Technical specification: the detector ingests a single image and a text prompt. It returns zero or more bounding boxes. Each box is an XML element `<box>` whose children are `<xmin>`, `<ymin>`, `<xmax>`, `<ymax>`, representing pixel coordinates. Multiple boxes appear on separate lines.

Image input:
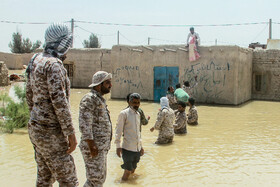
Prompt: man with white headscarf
<box><xmin>26</xmin><ymin>23</ymin><xmax>78</xmax><ymax>186</ymax></box>
<box><xmin>150</xmin><ymin>97</ymin><xmax>175</xmax><ymax>144</ymax></box>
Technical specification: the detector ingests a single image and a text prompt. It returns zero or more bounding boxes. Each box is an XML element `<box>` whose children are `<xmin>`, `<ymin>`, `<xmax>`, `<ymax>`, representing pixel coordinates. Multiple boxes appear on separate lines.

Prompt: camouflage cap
<box><xmin>89</xmin><ymin>71</ymin><xmax>112</xmax><ymax>87</ymax></box>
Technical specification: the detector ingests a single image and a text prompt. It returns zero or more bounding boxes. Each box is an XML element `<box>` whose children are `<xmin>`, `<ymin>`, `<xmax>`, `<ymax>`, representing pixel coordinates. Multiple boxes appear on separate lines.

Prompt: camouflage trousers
<box><xmin>155</xmin><ymin>135</ymin><xmax>174</xmax><ymax>144</ymax></box>
<box><xmin>80</xmin><ymin>141</ymin><xmax>109</xmax><ymax>187</ymax></box>
<box><xmin>28</xmin><ymin>122</ymin><xmax>78</xmax><ymax>187</ymax></box>
<box><xmin>174</xmin><ymin>127</ymin><xmax>187</xmax><ymax>134</ymax></box>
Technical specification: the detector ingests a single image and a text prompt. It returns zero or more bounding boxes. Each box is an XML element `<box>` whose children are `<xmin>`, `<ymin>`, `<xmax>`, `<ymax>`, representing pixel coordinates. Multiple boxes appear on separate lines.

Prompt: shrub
<box><xmin>0</xmin><ymin>85</ymin><xmax>29</xmax><ymax>133</ymax></box>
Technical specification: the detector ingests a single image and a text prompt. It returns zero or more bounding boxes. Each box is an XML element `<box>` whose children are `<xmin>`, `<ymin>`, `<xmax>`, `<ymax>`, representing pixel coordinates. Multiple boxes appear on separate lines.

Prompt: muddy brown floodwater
<box><xmin>1</xmin><ymin>83</ymin><xmax>280</xmax><ymax>186</ymax></box>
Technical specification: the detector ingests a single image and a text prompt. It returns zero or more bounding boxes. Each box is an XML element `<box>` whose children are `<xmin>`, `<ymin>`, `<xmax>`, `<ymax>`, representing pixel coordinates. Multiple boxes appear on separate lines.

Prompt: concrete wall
<box><xmin>111</xmin><ymin>45</ymin><xmax>253</xmax><ymax>105</ymax></box>
<box><xmin>0</xmin><ymin>48</ymin><xmax>112</xmax><ymax>88</ymax></box>
<box><xmin>66</xmin><ymin>48</ymin><xmax>111</xmax><ymax>88</ymax></box>
<box><xmin>0</xmin><ymin>46</ymin><xmax>265</xmax><ymax>105</ymax></box>
<box><xmin>0</xmin><ymin>52</ymin><xmax>33</xmax><ymax>69</ymax></box>
<box><xmin>252</xmin><ymin>49</ymin><xmax>280</xmax><ymax>100</ymax></box>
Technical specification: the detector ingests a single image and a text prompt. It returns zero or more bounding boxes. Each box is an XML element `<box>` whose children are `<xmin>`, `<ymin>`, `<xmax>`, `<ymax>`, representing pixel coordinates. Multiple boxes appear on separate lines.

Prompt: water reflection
<box><xmin>1</xmin><ymin>87</ymin><xmax>280</xmax><ymax>186</ymax></box>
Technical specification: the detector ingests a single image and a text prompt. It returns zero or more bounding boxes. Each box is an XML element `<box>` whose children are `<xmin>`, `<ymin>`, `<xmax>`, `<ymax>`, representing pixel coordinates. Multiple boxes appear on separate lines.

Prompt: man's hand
<box><xmin>67</xmin><ymin>134</ymin><xmax>77</xmax><ymax>154</ymax></box>
<box><xmin>140</xmin><ymin>147</ymin><xmax>144</xmax><ymax>156</ymax></box>
<box><xmin>116</xmin><ymin>148</ymin><xmax>122</xmax><ymax>158</ymax></box>
<box><xmin>86</xmin><ymin>139</ymin><xmax>98</xmax><ymax>158</ymax></box>
<box><xmin>147</xmin><ymin>116</ymin><xmax>150</xmax><ymax>120</ymax></box>
<box><xmin>150</xmin><ymin>127</ymin><xmax>155</xmax><ymax>132</ymax></box>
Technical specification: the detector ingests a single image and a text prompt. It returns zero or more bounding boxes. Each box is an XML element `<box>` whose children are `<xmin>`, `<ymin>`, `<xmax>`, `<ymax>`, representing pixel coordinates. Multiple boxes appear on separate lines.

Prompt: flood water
<box><xmin>1</xmin><ymin>85</ymin><xmax>280</xmax><ymax>186</ymax></box>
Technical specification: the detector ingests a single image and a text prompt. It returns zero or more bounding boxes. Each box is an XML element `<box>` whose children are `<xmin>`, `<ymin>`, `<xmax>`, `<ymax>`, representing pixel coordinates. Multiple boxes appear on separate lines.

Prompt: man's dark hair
<box><xmin>188</xmin><ymin>98</ymin><xmax>195</xmax><ymax>105</ymax></box>
<box><xmin>184</xmin><ymin>81</ymin><xmax>190</xmax><ymax>87</ymax></box>
<box><xmin>175</xmin><ymin>84</ymin><xmax>181</xmax><ymax>89</ymax></box>
<box><xmin>129</xmin><ymin>93</ymin><xmax>141</xmax><ymax>102</ymax></box>
<box><xmin>167</xmin><ymin>86</ymin><xmax>173</xmax><ymax>91</ymax></box>
<box><xmin>177</xmin><ymin>101</ymin><xmax>186</xmax><ymax>108</ymax></box>
<box><xmin>126</xmin><ymin>93</ymin><xmax>132</xmax><ymax>103</ymax></box>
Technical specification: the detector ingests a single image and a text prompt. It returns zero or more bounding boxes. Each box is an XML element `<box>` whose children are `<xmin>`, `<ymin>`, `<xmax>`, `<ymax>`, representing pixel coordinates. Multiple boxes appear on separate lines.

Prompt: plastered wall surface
<box><xmin>111</xmin><ymin>45</ymin><xmax>253</xmax><ymax>105</ymax></box>
<box><xmin>252</xmin><ymin>49</ymin><xmax>280</xmax><ymax>101</ymax></box>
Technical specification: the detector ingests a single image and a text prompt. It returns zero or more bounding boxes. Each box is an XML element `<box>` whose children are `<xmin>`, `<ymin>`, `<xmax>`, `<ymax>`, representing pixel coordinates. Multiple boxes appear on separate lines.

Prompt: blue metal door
<box><xmin>154</xmin><ymin>67</ymin><xmax>179</xmax><ymax>101</ymax></box>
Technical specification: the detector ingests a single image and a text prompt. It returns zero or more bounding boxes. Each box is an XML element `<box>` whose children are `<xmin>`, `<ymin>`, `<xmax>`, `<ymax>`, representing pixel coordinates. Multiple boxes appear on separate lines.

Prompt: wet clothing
<box><xmin>115</xmin><ymin>107</ymin><xmax>142</xmax><ymax>152</ymax></box>
<box><xmin>26</xmin><ymin>53</ymin><xmax>78</xmax><ymax>186</ymax></box>
<box><xmin>28</xmin><ymin>122</ymin><xmax>78</xmax><ymax>187</ymax></box>
<box><xmin>79</xmin><ymin>89</ymin><xmax>112</xmax><ymax>187</ymax></box>
<box><xmin>153</xmin><ymin>108</ymin><xmax>175</xmax><ymax>144</ymax></box>
<box><xmin>173</xmin><ymin>110</ymin><xmax>187</xmax><ymax>134</ymax></box>
<box><xmin>174</xmin><ymin>88</ymin><xmax>189</xmax><ymax>103</ymax></box>
<box><xmin>121</xmin><ymin>149</ymin><xmax>141</xmax><ymax>171</ymax></box>
<box><xmin>115</xmin><ymin>107</ymin><xmax>142</xmax><ymax>171</ymax></box>
<box><xmin>187</xmin><ymin>105</ymin><xmax>198</xmax><ymax>125</ymax></box>
<box><xmin>166</xmin><ymin>92</ymin><xmax>178</xmax><ymax>110</ymax></box>
<box><xmin>80</xmin><ymin>146</ymin><xmax>109</xmax><ymax>187</ymax></box>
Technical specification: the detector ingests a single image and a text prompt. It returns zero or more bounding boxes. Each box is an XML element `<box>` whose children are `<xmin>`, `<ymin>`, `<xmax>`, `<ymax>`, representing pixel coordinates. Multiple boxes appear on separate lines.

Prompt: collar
<box><xmin>91</xmin><ymin>89</ymin><xmax>105</xmax><ymax>102</ymax></box>
<box><xmin>129</xmin><ymin>106</ymin><xmax>139</xmax><ymax>114</ymax></box>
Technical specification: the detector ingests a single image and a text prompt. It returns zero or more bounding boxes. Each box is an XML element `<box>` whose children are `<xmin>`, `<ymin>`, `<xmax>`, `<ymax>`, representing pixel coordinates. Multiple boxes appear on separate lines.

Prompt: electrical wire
<box><xmin>1</xmin><ymin>20</ymin><xmax>268</xmax><ymax>27</ymax></box>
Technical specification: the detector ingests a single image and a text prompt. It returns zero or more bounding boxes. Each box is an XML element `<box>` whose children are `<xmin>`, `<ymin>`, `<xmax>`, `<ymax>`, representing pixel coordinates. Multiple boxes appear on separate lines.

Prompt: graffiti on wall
<box><xmin>184</xmin><ymin>61</ymin><xmax>231</xmax><ymax>100</ymax></box>
<box><xmin>112</xmin><ymin>65</ymin><xmax>143</xmax><ymax>89</ymax></box>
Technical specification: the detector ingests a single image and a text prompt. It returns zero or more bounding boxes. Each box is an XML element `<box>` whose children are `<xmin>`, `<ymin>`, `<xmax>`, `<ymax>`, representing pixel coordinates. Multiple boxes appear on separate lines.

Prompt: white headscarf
<box><xmin>44</xmin><ymin>23</ymin><xmax>72</xmax><ymax>57</ymax></box>
<box><xmin>160</xmin><ymin>97</ymin><xmax>169</xmax><ymax>110</ymax></box>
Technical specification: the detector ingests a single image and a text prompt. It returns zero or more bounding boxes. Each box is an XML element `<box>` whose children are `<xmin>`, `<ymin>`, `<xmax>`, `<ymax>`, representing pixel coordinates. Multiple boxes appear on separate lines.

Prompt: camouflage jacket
<box><xmin>26</xmin><ymin>53</ymin><xmax>75</xmax><ymax>137</ymax></box>
<box><xmin>154</xmin><ymin>108</ymin><xmax>175</xmax><ymax>138</ymax></box>
<box><xmin>187</xmin><ymin>105</ymin><xmax>198</xmax><ymax>125</ymax></box>
<box><xmin>79</xmin><ymin>89</ymin><xmax>112</xmax><ymax>151</ymax></box>
<box><xmin>166</xmin><ymin>92</ymin><xmax>176</xmax><ymax>105</ymax></box>
<box><xmin>173</xmin><ymin>110</ymin><xmax>187</xmax><ymax>133</ymax></box>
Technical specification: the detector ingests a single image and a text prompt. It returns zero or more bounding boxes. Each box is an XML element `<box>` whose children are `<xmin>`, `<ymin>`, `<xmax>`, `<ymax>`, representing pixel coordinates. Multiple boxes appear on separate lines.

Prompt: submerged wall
<box><xmin>4</xmin><ymin>45</ymin><xmax>275</xmax><ymax>105</ymax></box>
<box><xmin>252</xmin><ymin>49</ymin><xmax>280</xmax><ymax>101</ymax></box>
<box><xmin>111</xmin><ymin>45</ymin><xmax>253</xmax><ymax>105</ymax></box>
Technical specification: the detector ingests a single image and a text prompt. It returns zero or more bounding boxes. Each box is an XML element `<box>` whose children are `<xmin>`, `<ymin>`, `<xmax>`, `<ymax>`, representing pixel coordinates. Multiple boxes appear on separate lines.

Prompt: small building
<box><xmin>110</xmin><ymin>45</ymin><xmax>253</xmax><ymax>105</ymax></box>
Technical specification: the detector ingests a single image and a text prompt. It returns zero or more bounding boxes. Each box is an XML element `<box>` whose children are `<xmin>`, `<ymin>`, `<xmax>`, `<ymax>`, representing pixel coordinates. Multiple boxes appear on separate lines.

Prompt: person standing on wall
<box><xmin>26</xmin><ymin>23</ymin><xmax>79</xmax><ymax>186</ymax></box>
<box><xmin>79</xmin><ymin>71</ymin><xmax>113</xmax><ymax>187</ymax></box>
<box><xmin>186</xmin><ymin>27</ymin><xmax>201</xmax><ymax>61</ymax></box>
<box><xmin>115</xmin><ymin>93</ymin><xmax>144</xmax><ymax>181</ymax></box>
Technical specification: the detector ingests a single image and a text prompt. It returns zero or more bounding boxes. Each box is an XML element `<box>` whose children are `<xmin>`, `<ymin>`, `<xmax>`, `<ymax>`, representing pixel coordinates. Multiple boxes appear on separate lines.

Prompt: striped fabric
<box><xmin>44</xmin><ymin>23</ymin><xmax>72</xmax><ymax>57</ymax></box>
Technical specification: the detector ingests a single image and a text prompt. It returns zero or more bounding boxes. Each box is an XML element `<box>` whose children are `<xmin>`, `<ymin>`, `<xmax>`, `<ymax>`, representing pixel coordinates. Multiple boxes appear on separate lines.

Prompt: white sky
<box><xmin>0</xmin><ymin>0</ymin><xmax>280</xmax><ymax>53</ymax></box>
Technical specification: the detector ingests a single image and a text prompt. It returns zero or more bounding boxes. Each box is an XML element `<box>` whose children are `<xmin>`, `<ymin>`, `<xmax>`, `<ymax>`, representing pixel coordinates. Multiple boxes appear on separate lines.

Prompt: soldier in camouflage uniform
<box><xmin>166</xmin><ymin>86</ymin><xmax>178</xmax><ymax>110</ymax></box>
<box><xmin>187</xmin><ymin>98</ymin><xmax>198</xmax><ymax>125</ymax></box>
<box><xmin>173</xmin><ymin>101</ymin><xmax>187</xmax><ymax>134</ymax></box>
<box><xmin>26</xmin><ymin>23</ymin><xmax>78</xmax><ymax>186</ymax></box>
<box><xmin>150</xmin><ymin>97</ymin><xmax>175</xmax><ymax>144</ymax></box>
<box><xmin>79</xmin><ymin>71</ymin><xmax>112</xmax><ymax>187</ymax></box>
